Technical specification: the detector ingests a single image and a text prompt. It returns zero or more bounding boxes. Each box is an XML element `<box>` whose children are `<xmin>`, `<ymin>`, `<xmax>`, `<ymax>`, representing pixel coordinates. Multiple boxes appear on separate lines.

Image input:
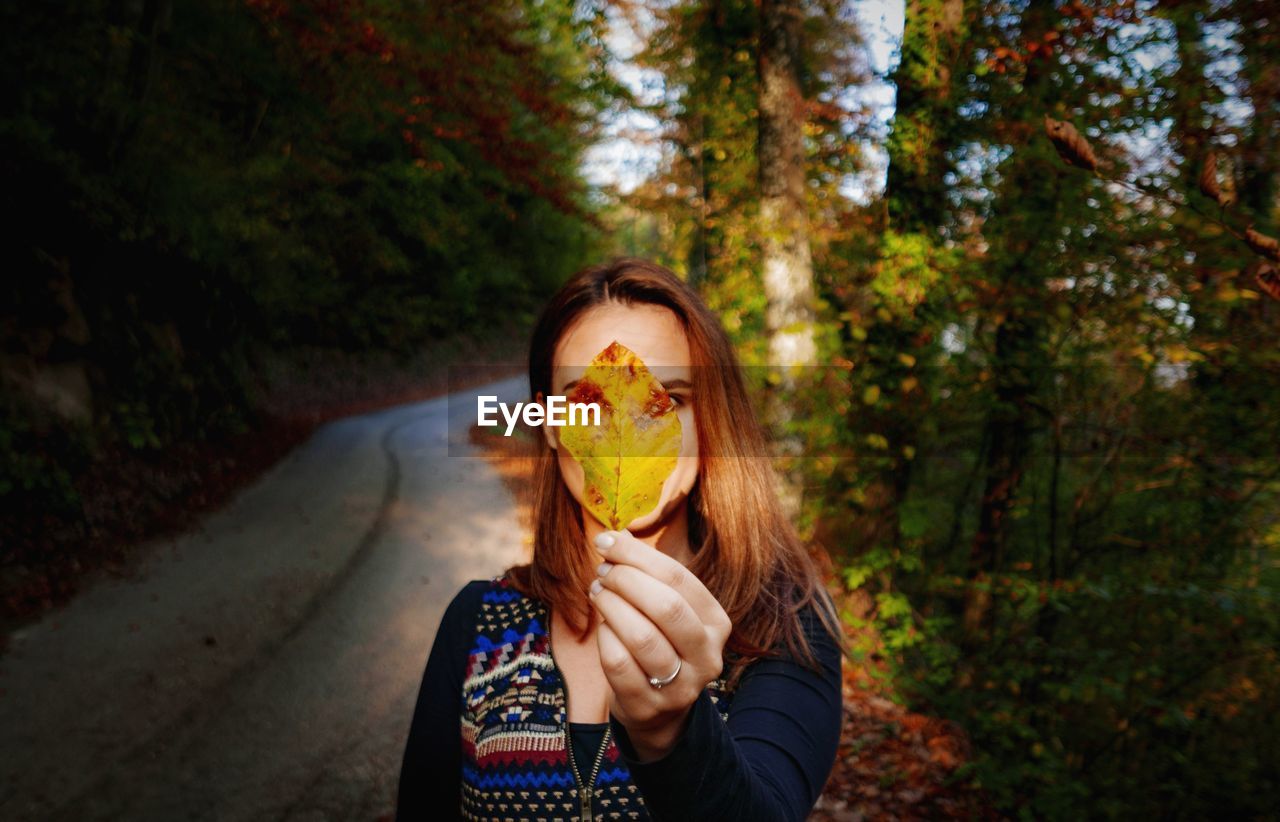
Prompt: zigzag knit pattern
<box><xmin>459</xmin><ymin>576</ymin><xmax>737</xmax><ymax>820</ymax></box>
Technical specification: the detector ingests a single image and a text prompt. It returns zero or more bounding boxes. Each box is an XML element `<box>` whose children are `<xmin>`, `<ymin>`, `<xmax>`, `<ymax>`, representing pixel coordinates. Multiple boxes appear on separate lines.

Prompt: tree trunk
<box><xmin>1233</xmin><ymin>0</ymin><xmax>1280</xmax><ymax>216</ymax></box>
<box><xmin>963</xmin><ymin>317</ymin><xmax>1038</xmax><ymax>642</ymax></box>
<box><xmin>886</xmin><ymin>0</ymin><xmax>967</xmax><ymax>234</ymax></box>
<box><xmin>961</xmin><ymin>0</ymin><xmax>1058</xmax><ymax>649</ymax></box>
<box><xmin>852</xmin><ymin>0</ymin><xmax>967</xmax><ymax>555</ymax></box>
<box><xmin>756</xmin><ymin>0</ymin><xmax>815</xmax><ymax>516</ymax></box>
<box><xmin>757</xmin><ymin>0</ymin><xmax>815</xmax><ymax>369</ymax></box>
<box><xmin>110</xmin><ymin>0</ymin><xmax>172</xmax><ymax>164</ymax></box>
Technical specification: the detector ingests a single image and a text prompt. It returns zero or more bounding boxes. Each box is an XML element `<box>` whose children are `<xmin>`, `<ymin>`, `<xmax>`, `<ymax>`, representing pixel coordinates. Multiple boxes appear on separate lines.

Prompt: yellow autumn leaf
<box><xmin>559</xmin><ymin>341</ymin><xmax>682</xmax><ymax>530</ymax></box>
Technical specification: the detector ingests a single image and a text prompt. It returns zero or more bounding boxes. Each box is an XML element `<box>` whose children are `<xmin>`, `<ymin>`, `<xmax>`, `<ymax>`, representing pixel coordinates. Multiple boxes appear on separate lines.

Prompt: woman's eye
<box><xmin>669</xmin><ymin>393</ymin><xmax>687</xmax><ymax>407</ymax></box>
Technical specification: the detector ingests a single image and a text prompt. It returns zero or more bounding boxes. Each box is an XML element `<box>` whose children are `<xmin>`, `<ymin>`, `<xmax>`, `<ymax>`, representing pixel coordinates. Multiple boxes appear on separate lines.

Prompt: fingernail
<box><xmin>597</xmin><ymin>561</ymin><xmax>614</xmax><ymax>577</ymax></box>
<box><xmin>594</xmin><ymin>532</ymin><xmax>616</xmax><ymax>551</ymax></box>
<box><xmin>589</xmin><ymin>579</ymin><xmax>603</xmax><ymax>597</ymax></box>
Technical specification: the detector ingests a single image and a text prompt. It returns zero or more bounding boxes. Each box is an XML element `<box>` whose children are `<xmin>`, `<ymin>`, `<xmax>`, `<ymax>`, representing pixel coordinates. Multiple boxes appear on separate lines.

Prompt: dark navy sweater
<box><xmin>396</xmin><ymin>580</ymin><xmax>842</xmax><ymax>821</ymax></box>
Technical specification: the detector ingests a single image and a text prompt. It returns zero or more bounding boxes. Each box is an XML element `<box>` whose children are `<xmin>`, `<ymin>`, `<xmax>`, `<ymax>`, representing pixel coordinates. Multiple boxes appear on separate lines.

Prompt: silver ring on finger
<box><xmin>647</xmin><ymin>658</ymin><xmax>682</xmax><ymax>690</ymax></box>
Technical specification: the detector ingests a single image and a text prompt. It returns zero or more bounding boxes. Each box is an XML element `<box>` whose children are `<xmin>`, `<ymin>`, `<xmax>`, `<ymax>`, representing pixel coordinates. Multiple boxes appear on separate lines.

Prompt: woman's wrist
<box><xmin>620</xmin><ymin>703</ymin><xmax>694</xmax><ymax>762</ymax></box>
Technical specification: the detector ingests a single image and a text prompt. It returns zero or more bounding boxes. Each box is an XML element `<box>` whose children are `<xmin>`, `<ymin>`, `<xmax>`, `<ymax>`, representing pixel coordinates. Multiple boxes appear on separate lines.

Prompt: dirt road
<box><xmin>0</xmin><ymin>377</ymin><xmax>529</xmax><ymax>821</ymax></box>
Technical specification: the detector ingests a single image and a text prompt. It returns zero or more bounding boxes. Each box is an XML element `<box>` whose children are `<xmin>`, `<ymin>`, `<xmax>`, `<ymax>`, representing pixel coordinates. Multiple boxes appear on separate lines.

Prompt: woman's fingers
<box><xmin>594</xmin><ymin>530</ymin><xmax>731</xmax><ymax>634</ymax></box>
<box><xmin>596</xmin><ymin>562</ymin><xmax>706</xmax><ymax>661</ymax></box>
<box><xmin>590</xmin><ymin>539</ymin><xmax>725</xmax><ymax>745</ymax></box>
<box><xmin>589</xmin><ymin>580</ymin><xmax>681</xmax><ymax>683</ymax></box>
<box><xmin>596</xmin><ymin>621</ymin><xmax>648</xmax><ymax>695</ymax></box>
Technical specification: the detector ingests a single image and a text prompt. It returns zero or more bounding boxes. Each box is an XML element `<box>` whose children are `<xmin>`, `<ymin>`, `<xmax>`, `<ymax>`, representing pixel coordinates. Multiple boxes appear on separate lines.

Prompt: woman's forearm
<box><xmin>609</xmin><ymin>632</ymin><xmax>843</xmax><ymax>822</ymax></box>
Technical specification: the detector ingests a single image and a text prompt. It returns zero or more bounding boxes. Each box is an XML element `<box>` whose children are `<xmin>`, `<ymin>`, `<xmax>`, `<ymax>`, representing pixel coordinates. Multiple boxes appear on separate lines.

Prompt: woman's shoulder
<box><xmin>439</xmin><ymin>575</ymin><xmax>540</xmax><ymax>629</ymax></box>
<box><xmin>798</xmin><ymin>592</ymin><xmax>840</xmax><ymax>642</ymax></box>
<box><xmin>437</xmin><ymin>578</ymin><xmax>497</xmax><ymax>629</ymax></box>
<box><xmin>745</xmin><ymin>593</ymin><xmax>844</xmax><ymax>677</ymax></box>
<box><xmin>451</xmin><ymin>578</ymin><xmax>493</xmax><ymax>604</ymax></box>
<box><xmin>443</xmin><ymin>576</ymin><xmax>507</xmax><ymax>610</ymax></box>
<box><xmin>799</xmin><ymin>591</ymin><xmax>844</xmax><ymax>659</ymax></box>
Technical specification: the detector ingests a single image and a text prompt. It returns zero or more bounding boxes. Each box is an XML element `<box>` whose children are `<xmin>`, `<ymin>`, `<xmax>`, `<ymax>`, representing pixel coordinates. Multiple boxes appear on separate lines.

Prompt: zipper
<box><xmin>584</xmin><ymin>725</ymin><xmax>613</xmax><ymax>822</ymax></box>
<box><xmin>563</xmin><ymin>720</ymin><xmax>588</xmax><ymax>822</ymax></box>
<box><xmin>551</xmin><ymin>607</ymin><xmax>611</xmax><ymax>822</ymax></box>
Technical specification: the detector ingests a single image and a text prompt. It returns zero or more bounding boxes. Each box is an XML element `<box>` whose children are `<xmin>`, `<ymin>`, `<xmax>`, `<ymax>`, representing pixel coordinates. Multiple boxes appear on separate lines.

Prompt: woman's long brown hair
<box><xmin>506</xmin><ymin>258</ymin><xmax>841</xmax><ymax>679</ymax></box>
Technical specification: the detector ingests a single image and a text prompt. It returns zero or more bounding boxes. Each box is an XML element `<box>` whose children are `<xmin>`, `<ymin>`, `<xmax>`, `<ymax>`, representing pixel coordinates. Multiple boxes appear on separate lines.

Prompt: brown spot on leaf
<box><xmin>643</xmin><ymin>386</ymin><xmax>674</xmax><ymax>418</ymax></box>
<box><xmin>598</xmin><ymin>341</ymin><xmax>624</xmax><ymax>364</ymax></box>
<box><xmin>567</xmin><ymin>378</ymin><xmax>610</xmax><ymax>413</ymax></box>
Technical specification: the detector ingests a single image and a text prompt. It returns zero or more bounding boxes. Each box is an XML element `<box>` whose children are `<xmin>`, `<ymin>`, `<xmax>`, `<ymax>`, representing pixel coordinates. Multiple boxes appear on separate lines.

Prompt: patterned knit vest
<box><xmin>460</xmin><ymin>577</ymin><xmax>737</xmax><ymax>821</ymax></box>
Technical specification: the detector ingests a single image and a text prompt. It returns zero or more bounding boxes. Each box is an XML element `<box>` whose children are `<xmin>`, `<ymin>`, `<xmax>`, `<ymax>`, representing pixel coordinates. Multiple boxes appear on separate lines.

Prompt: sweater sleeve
<box><xmin>395</xmin><ymin>580</ymin><xmax>488</xmax><ymax>822</ymax></box>
<box><xmin>608</xmin><ymin>600</ymin><xmax>844</xmax><ymax>822</ymax></box>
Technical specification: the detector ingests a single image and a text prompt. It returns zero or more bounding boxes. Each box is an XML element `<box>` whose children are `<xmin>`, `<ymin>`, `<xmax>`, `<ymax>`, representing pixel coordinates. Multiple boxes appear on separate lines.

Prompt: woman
<box><xmin>396</xmin><ymin>258</ymin><xmax>843</xmax><ymax>820</ymax></box>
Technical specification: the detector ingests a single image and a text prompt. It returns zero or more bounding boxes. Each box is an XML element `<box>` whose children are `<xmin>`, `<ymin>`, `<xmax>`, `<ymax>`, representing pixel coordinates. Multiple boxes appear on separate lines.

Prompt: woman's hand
<box><xmin>588</xmin><ymin>529</ymin><xmax>733</xmax><ymax>761</ymax></box>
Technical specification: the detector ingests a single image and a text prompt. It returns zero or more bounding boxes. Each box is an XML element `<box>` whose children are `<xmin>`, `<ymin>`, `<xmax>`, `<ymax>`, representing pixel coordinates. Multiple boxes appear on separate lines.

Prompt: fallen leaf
<box><xmin>559</xmin><ymin>341</ymin><xmax>682</xmax><ymax>530</ymax></box>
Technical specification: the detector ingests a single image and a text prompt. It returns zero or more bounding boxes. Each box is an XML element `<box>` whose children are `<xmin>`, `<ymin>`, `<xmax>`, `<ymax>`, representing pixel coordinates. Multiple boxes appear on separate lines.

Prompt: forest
<box><xmin>2</xmin><ymin>0</ymin><xmax>1277</xmax><ymax>818</ymax></box>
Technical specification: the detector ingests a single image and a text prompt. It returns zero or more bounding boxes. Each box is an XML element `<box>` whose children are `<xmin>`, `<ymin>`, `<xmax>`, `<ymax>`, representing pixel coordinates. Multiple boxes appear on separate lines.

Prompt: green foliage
<box><xmin>5</xmin><ymin>0</ymin><xmax>1278</xmax><ymax>816</ymax></box>
<box><xmin>1</xmin><ymin>0</ymin><xmax>613</xmax><ymax>553</ymax></box>
<box><xmin>0</xmin><ymin>397</ymin><xmax>87</xmax><ymax>510</ymax></box>
<box><xmin>870</xmin><ymin>232</ymin><xmax>952</xmax><ymax>317</ymax></box>
<box><xmin>637</xmin><ymin>0</ymin><xmax>1280</xmax><ymax>817</ymax></box>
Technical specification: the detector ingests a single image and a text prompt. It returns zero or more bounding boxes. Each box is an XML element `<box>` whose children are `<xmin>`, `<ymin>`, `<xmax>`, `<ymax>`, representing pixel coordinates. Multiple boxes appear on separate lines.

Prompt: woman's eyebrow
<box><xmin>561</xmin><ymin>377</ymin><xmax>692</xmax><ymax>392</ymax></box>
